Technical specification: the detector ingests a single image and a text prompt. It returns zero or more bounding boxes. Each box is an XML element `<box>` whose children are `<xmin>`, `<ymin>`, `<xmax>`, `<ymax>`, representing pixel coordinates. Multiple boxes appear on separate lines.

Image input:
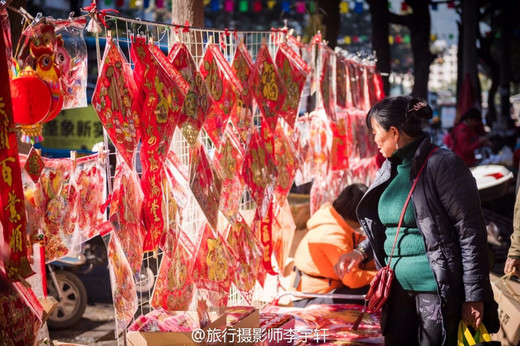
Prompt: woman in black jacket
<box><xmin>335</xmin><ymin>96</ymin><xmax>499</xmax><ymax>345</ymax></box>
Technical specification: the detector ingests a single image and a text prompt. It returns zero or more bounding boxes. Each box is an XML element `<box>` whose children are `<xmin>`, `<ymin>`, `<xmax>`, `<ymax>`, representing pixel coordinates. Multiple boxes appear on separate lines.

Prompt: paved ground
<box><xmin>48</xmin><ymin>303</ymin><xmax>120</xmax><ymax>345</ymax></box>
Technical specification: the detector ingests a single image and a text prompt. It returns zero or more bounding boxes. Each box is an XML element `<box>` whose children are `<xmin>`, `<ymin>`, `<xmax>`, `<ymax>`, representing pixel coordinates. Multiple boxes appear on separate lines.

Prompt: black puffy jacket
<box><xmin>357</xmin><ymin>134</ymin><xmax>499</xmax><ymax>343</ymax></box>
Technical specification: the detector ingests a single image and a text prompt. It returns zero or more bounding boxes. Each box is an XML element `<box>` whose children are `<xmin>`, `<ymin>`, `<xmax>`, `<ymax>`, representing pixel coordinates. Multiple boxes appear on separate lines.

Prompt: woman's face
<box><xmin>371</xmin><ymin>118</ymin><xmax>396</xmax><ymax>158</ymax></box>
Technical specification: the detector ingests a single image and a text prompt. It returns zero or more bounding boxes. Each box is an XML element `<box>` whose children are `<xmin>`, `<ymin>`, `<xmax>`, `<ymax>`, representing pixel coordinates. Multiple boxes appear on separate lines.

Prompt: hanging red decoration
<box><xmin>253</xmin><ymin>0</ymin><xmax>262</xmax><ymax>12</ymax></box>
<box><xmin>224</xmin><ymin>0</ymin><xmax>234</xmax><ymax>12</ymax></box>
<box><xmin>0</xmin><ymin>26</ymin><xmax>34</xmax><ymax>280</ymax></box>
<box><xmin>10</xmin><ymin>71</ymin><xmax>51</xmax><ymax>125</ymax></box>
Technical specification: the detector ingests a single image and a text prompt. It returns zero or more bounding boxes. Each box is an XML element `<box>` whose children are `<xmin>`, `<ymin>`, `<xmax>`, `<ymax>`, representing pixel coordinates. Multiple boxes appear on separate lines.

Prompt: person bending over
<box><xmin>291</xmin><ymin>183</ymin><xmax>376</xmax><ymax>307</ymax></box>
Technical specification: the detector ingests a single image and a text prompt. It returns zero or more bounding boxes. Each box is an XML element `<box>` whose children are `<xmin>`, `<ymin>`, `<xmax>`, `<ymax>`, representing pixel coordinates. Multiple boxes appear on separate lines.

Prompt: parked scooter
<box><xmin>46</xmin><ymin>237</ymin><xmax>107</xmax><ymax>329</ymax></box>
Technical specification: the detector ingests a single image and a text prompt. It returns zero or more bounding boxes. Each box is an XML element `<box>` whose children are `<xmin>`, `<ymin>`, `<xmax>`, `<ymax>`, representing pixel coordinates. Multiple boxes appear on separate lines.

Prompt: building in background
<box><xmin>429</xmin><ymin>43</ymin><xmax>458</xmax><ymax>91</ymax></box>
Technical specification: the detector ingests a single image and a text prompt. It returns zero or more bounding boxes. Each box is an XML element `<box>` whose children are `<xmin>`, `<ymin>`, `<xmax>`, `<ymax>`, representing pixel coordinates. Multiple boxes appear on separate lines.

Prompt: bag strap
<box><xmin>387</xmin><ymin>147</ymin><xmax>439</xmax><ymax>268</ymax></box>
<box><xmin>457</xmin><ymin>320</ymin><xmax>492</xmax><ymax>345</ymax></box>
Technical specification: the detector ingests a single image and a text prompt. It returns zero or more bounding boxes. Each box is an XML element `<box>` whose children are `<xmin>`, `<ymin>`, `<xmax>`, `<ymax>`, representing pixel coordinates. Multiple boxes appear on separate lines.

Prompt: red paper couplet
<box><xmin>0</xmin><ymin>28</ymin><xmax>34</xmax><ymax>280</ymax></box>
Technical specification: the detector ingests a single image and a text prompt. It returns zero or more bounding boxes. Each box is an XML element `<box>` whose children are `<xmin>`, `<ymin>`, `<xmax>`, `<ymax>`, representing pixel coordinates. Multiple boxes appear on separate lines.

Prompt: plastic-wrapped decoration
<box><xmin>192</xmin><ymin>224</ymin><xmax>234</xmax><ymax>307</ymax></box>
<box><xmin>92</xmin><ymin>36</ymin><xmax>140</xmax><ymax>169</ymax></box>
<box><xmin>109</xmin><ymin>155</ymin><xmax>145</xmax><ymax>274</ymax></box>
<box><xmin>168</xmin><ymin>42</ymin><xmax>211</xmax><ymax>146</ymax></box>
<box><xmin>230</xmin><ymin>42</ymin><xmax>254</xmax><ymax>145</ymax></box>
<box><xmin>249</xmin><ymin>42</ymin><xmax>286</xmax><ymax>132</ymax></box>
<box><xmin>213</xmin><ymin>125</ymin><xmax>246</xmax><ymax>221</ymax></box>
<box><xmin>242</xmin><ymin>125</ymin><xmax>278</xmax><ymax>219</ymax></box>
<box><xmin>189</xmin><ymin>141</ymin><xmax>222</xmax><ymax>232</ymax></box>
<box><xmin>224</xmin><ymin>213</ymin><xmax>262</xmax><ymax>304</ymax></box>
<box><xmin>107</xmin><ymin>232</ymin><xmax>138</xmax><ymax>337</ymax></box>
<box><xmin>275</xmin><ymin>42</ymin><xmax>310</xmax><ymax>129</ymax></box>
<box><xmin>53</xmin><ymin>17</ymin><xmax>88</xmax><ymax>109</ymax></box>
<box><xmin>199</xmin><ymin>43</ymin><xmax>241</xmax><ymax>149</ymax></box>
<box><xmin>151</xmin><ymin>233</ymin><xmax>196</xmax><ymax>312</ymax></box>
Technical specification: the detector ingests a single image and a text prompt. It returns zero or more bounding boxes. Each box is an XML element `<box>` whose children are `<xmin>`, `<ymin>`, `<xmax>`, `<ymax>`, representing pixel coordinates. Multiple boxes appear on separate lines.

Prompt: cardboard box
<box><xmin>126</xmin><ymin>308</ymin><xmax>260</xmax><ymax>346</ymax></box>
<box><xmin>126</xmin><ymin>312</ymin><xmax>227</xmax><ymax>346</ymax></box>
<box><xmin>225</xmin><ymin>308</ymin><xmax>260</xmax><ymax>346</ymax></box>
<box><xmin>490</xmin><ymin>273</ymin><xmax>520</xmax><ymax>345</ymax></box>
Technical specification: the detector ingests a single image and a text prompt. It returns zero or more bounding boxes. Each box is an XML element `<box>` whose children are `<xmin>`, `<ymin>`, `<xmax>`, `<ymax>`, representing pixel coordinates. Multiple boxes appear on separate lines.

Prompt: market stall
<box><xmin>0</xmin><ymin>2</ymin><xmax>385</xmax><ymax>344</ymax></box>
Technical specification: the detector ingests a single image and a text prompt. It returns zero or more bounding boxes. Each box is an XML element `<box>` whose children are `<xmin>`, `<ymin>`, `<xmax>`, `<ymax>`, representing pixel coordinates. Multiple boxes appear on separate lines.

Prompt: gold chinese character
<box><xmin>6</xmin><ymin>191</ymin><xmax>21</xmax><ymax>223</ymax></box>
<box><xmin>0</xmin><ymin>116</ymin><xmax>10</xmax><ymax>150</ymax></box>
<box><xmin>9</xmin><ymin>224</ymin><xmax>23</xmax><ymax>253</ymax></box>
<box><xmin>150</xmin><ymin>199</ymin><xmax>161</xmax><ymax>222</ymax></box>
<box><xmin>0</xmin><ymin>157</ymin><xmax>15</xmax><ymax>187</ymax></box>
<box><xmin>0</xmin><ymin>97</ymin><xmax>6</xmax><ymax>116</ymax></box>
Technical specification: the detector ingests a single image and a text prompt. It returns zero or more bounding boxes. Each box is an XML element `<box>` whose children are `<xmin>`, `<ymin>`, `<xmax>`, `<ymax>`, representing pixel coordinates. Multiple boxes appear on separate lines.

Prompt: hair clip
<box><xmin>408</xmin><ymin>101</ymin><xmax>427</xmax><ymax>112</ymax></box>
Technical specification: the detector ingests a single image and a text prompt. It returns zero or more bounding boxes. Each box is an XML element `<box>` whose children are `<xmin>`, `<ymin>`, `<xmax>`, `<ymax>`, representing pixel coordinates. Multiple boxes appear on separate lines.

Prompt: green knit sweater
<box><xmin>378</xmin><ymin>139</ymin><xmax>437</xmax><ymax>292</ymax></box>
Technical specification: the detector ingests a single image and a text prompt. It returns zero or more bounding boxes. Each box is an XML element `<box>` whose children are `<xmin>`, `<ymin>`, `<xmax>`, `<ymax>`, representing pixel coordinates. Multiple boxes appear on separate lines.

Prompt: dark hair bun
<box><xmin>408</xmin><ymin>97</ymin><xmax>433</xmax><ymax>121</ymax></box>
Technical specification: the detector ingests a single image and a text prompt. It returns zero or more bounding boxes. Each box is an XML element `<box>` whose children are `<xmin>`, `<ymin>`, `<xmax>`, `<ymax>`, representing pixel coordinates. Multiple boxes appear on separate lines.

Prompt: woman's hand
<box><xmin>334</xmin><ymin>251</ymin><xmax>363</xmax><ymax>278</ymax></box>
<box><xmin>504</xmin><ymin>257</ymin><xmax>520</xmax><ymax>276</ymax></box>
<box><xmin>461</xmin><ymin>301</ymin><xmax>484</xmax><ymax>329</ymax></box>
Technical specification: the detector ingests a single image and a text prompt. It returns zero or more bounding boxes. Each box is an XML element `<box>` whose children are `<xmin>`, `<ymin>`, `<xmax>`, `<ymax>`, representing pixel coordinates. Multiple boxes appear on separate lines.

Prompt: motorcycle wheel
<box><xmin>47</xmin><ymin>270</ymin><xmax>88</xmax><ymax>329</ymax></box>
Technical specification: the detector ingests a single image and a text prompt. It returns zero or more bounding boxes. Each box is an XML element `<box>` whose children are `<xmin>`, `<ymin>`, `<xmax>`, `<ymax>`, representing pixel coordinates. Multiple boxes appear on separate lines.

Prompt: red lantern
<box><xmin>10</xmin><ymin>70</ymin><xmax>52</xmax><ymax>125</ymax></box>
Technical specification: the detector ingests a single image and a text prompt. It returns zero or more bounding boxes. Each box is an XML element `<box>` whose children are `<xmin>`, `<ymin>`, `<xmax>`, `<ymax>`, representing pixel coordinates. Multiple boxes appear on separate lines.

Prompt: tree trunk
<box><xmin>171</xmin><ymin>0</ymin><xmax>204</xmax><ymax>27</ymax></box>
<box><xmin>498</xmin><ymin>0</ymin><xmax>513</xmax><ymax>129</ymax></box>
<box><xmin>458</xmin><ymin>0</ymin><xmax>480</xmax><ymax>123</ymax></box>
<box><xmin>478</xmin><ymin>28</ymin><xmax>499</xmax><ymax>127</ymax></box>
<box><xmin>367</xmin><ymin>0</ymin><xmax>391</xmax><ymax>96</ymax></box>
<box><xmin>388</xmin><ymin>0</ymin><xmax>434</xmax><ymax>99</ymax></box>
<box><xmin>318</xmin><ymin>0</ymin><xmax>341</xmax><ymax>49</ymax></box>
<box><xmin>405</xmin><ymin>0</ymin><xmax>434</xmax><ymax>99</ymax></box>
<box><xmin>171</xmin><ymin>0</ymin><xmax>204</xmax><ymax>59</ymax></box>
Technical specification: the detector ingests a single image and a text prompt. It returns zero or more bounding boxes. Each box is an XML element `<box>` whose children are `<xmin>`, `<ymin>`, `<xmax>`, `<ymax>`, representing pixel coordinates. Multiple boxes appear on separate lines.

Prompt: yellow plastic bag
<box><xmin>457</xmin><ymin>320</ymin><xmax>492</xmax><ymax>346</ymax></box>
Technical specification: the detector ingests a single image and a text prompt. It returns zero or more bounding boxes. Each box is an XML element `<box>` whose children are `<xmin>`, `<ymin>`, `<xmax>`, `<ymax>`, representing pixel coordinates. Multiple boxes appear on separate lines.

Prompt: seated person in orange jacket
<box><xmin>292</xmin><ymin>183</ymin><xmax>376</xmax><ymax>307</ymax></box>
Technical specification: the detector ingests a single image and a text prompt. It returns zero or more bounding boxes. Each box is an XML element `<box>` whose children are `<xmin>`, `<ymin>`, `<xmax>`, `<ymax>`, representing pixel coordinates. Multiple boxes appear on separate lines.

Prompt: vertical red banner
<box><xmin>0</xmin><ymin>27</ymin><xmax>33</xmax><ymax>280</ymax></box>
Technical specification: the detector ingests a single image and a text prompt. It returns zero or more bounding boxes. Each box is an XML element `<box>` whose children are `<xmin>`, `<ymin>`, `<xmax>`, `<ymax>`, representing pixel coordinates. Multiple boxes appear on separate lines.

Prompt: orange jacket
<box><xmin>293</xmin><ymin>203</ymin><xmax>376</xmax><ymax>294</ymax></box>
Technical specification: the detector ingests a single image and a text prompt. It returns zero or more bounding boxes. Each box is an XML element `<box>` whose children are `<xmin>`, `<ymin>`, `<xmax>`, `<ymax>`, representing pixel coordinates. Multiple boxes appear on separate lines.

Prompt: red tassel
<box><xmin>352</xmin><ymin>301</ymin><xmax>367</xmax><ymax>331</ymax></box>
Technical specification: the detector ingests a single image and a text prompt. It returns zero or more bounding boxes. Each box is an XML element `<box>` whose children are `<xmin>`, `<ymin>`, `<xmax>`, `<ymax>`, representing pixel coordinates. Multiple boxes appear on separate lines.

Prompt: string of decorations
<box><xmin>96</xmin><ymin>0</ymin><xmax>457</xmax><ymax>14</ymax></box>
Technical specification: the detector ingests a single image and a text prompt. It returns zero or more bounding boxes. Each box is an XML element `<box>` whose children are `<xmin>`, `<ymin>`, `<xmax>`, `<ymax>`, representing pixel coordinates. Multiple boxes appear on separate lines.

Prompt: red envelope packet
<box><xmin>151</xmin><ymin>233</ymin><xmax>196</xmax><ymax>312</ymax></box>
<box><xmin>336</xmin><ymin>57</ymin><xmax>348</xmax><ymax>109</ymax></box>
<box><xmin>292</xmin><ymin>115</ymin><xmax>314</xmax><ymax>186</ymax></box>
<box><xmin>224</xmin><ymin>214</ymin><xmax>262</xmax><ymax>304</ymax></box>
<box><xmin>193</xmin><ymin>224</ymin><xmax>234</xmax><ymax>305</ymax></box>
<box><xmin>242</xmin><ymin>126</ymin><xmax>278</xmax><ymax>218</ymax></box>
<box><xmin>109</xmin><ymin>157</ymin><xmax>145</xmax><ymax>274</ymax></box>
<box><xmin>214</xmin><ymin>125</ymin><xmax>245</xmax><ymax>220</ymax></box>
<box><xmin>92</xmin><ymin>36</ymin><xmax>140</xmax><ymax>169</ymax></box>
<box><xmin>319</xmin><ymin>45</ymin><xmax>337</xmax><ymax>122</ymax></box>
<box><xmin>199</xmin><ymin>44</ymin><xmax>241</xmax><ymax>148</ymax></box>
<box><xmin>0</xmin><ymin>266</ymin><xmax>43</xmax><ymax>345</ymax></box>
<box><xmin>168</xmin><ymin>42</ymin><xmax>211</xmax><ymax>146</ymax></box>
<box><xmin>347</xmin><ymin>60</ymin><xmax>363</xmax><ymax>111</ymax></box>
<box><xmin>275</xmin><ymin>42</ymin><xmax>310</xmax><ymax>128</ymax></box>
<box><xmin>329</xmin><ymin>114</ymin><xmax>350</xmax><ymax>171</ymax></box>
<box><xmin>249</xmin><ymin>42</ymin><xmax>286</xmax><ymax>132</ymax></box>
<box><xmin>107</xmin><ymin>232</ymin><xmax>138</xmax><ymax>336</ymax></box>
<box><xmin>309</xmin><ymin>110</ymin><xmax>332</xmax><ymax>170</ymax></box>
<box><xmin>230</xmin><ymin>43</ymin><xmax>254</xmax><ymax>144</ymax></box>
<box><xmin>272</xmin><ymin>123</ymin><xmax>297</xmax><ymax>204</ymax></box>
<box><xmin>24</xmin><ymin>147</ymin><xmax>45</xmax><ymax>183</ymax></box>
<box><xmin>189</xmin><ymin>141</ymin><xmax>222</xmax><ymax>231</ymax></box>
